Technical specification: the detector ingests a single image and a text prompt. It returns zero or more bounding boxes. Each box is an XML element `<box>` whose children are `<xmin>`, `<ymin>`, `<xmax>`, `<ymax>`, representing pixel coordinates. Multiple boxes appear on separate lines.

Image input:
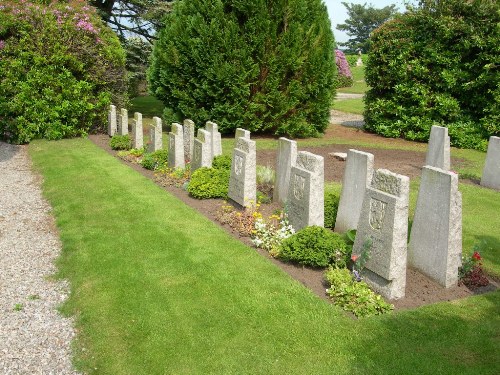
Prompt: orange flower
<box><xmin>351</xmin><ymin>254</ymin><xmax>359</xmax><ymax>262</ymax></box>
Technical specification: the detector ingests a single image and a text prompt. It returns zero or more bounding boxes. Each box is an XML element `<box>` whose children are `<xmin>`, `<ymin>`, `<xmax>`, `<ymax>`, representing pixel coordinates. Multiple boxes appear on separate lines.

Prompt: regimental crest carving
<box><xmin>296</xmin><ymin>153</ymin><xmax>318</xmax><ymax>173</ymax></box>
<box><xmin>293</xmin><ymin>174</ymin><xmax>305</xmax><ymax>201</ymax></box>
<box><xmin>369</xmin><ymin>198</ymin><xmax>387</xmax><ymax>231</ymax></box>
<box><xmin>234</xmin><ymin>155</ymin><xmax>243</xmax><ymax>176</ymax></box>
<box><xmin>236</xmin><ymin>138</ymin><xmax>250</xmax><ymax>154</ymax></box>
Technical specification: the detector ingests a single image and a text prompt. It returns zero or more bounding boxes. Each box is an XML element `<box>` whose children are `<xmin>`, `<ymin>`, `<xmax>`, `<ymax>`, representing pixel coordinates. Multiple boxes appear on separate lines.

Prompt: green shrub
<box><xmin>148</xmin><ymin>0</ymin><xmax>336</xmax><ymax>138</ymax></box>
<box><xmin>212</xmin><ymin>155</ymin><xmax>232</xmax><ymax>170</ymax></box>
<box><xmin>345</xmin><ymin>54</ymin><xmax>368</xmax><ymax>67</ymax></box>
<box><xmin>110</xmin><ymin>135</ymin><xmax>131</xmax><ymax>150</ymax></box>
<box><xmin>325</xmin><ymin>267</ymin><xmax>393</xmax><ymax>318</ymax></box>
<box><xmin>365</xmin><ymin>0</ymin><xmax>499</xmax><ymax>150</ymax></box>
<box><xmin>0</xmin><ymin>0</ymin><xmax>127</xmax><ymax>144</ymax></box>
<box><xmin>278</xmin><ymin>226</ymin><xmax>348</xmax><ymax>268</ymax></box>
<box><xmin>141</xmin><ymin>149</ymin><xmax>169</xmax><ymax>170</ymax></box>
<box><xmin>188</xmin><ymin>167</ymin><xmax>230</xmax><ymax>199</ymax></box>
<box><xmin>324</xmin><ymin>191</ymin><xmax>340</xmax><ymax>229</ymax></box>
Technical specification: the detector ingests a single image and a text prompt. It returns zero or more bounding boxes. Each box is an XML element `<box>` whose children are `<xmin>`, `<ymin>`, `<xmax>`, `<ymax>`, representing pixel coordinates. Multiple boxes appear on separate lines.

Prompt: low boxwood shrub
<box><xmin>325</xmin><ymin>267</ymin><xmax>393</xmax><ymax>317</ymax></box>
<box><xmin>278</xmin><ymin>226</ymin><xmax>349</xmax><ymax>268</ymax></box>
<box><xmin>212</xmin><ymin>155</ymin><xmax>232</xmax><ymax>170</ymax></box>
<box><xmin>188</xmin><ymin>167</ymin><xmax>230</xmax><ymax>199</ymax></box>
<box><xmin>110</xmin><ymin>135</ymin><xmax>131</xmax><ymax>150</ymax></box>
<box><xmin>141</xmin><ymin>149</ymin><xmax>169</xmax><ymax>170</ymax></box>
<box><xmin>0</xmin><ymin>0</ymin><xmax>127</xmax><ymax>143</ymax></box>
<box><xmin>324</xmin><ymin>191</ymin><xmax>340</xmax><ymax>229</ymax></box>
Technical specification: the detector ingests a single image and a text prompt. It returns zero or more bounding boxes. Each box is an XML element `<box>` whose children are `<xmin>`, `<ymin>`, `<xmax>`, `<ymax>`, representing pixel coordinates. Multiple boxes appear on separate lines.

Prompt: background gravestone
<box><xmin>148</xmin><ymin>117</ymin><xmax>162</xmax><ymax>153</ymax></box>
<box><xmin>425</xmin><ymin>125</ymin><xmax>450</xmax><ymax>170</ymax></box>
<box><xmin>191</xmin><ymin>129</ymin><xmax>212</xmax><ymax>172</ymax></box>
<box><xmin>119</xmin><ymin>108</ymin><xmax>128</xmax><ymax>136</ymax></box>
<box><xmin>108</xmin><ymin>105</ymin><xmax>117</xmax><ymax>136</ymax></box>
<box><xmin>353</xmin><ymin>169</ymin><xmax>409</xmax><ymax>300</ymax></box>
<box><xmin>205</xmin><ymin>121</ymin><xmax>222</xmax><ymax>158</ymax></box>
<box><xmin>409</xmin><ymin>166</ymin><xmax>462</xmax><ymax>288</ymax></box>
<box><xmin>132</xmin><ymin>112</ymin><xmax>143</xmax><ymax>149</ymax></box>
<box><xmin>183</xmin><ymin>119</ymin><xmax>195</xmax><ymax>163</ymax></box>
<box><xmin>480</xmin><ymin>136</ymin><xmax>500</xmax><ymax>190</ymax></box>
<box><xmin>287</xmin><ymin>151</ymin><xmax>324</xmax><ymax>231</ymax></box>
<box><xmin>334</xmin><ymin>149</ymin><xmax>374</xmax><ymax>233</ymax></box>
<box><xmin>168</xmin><ymin>123</ymin><xmax>185</xmax><ymax>169</ymax></box>
<box><xmin>273</xmin><ymin>138</ymin><xmax>297</xmax><ymax>205</ymax></box>
<box><xmin>228</xmin><ymin>137</ymin><xmax>256</xmax><ymax>207</ymax></box>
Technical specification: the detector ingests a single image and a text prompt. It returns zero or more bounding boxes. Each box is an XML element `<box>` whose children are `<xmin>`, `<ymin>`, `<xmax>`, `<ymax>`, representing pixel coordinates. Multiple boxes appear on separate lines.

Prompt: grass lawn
<box><xmin>333</xmin><ymin>98</ymin><xmax>364</xmax><ymax>114</ymax></box>
<box><xmin>337</xmin><ymin>66</ymin><xmax>369</xmax><ymax>95</ymax></box>
<box><xmin>30</xmin><ymin>138</ymin><xmax>499</xmax><ymax>374</ymax></box>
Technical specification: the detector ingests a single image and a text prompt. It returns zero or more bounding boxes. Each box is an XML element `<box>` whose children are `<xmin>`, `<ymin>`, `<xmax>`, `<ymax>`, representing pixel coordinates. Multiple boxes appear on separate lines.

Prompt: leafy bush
<box><xmin>252</xmin><ymin>214</ymin><xmax>295</xmax><ymax>257</ymax></box>
<box><xmin>141</xmin><ymin>149</ymin><xmax>169</xmax><ymax>170</ymax></box>
<box><xmin>110</xmin><ymin>135</ymin><xmax>131</xmax><ymax>150</ymax></box>
<box><xmin>278</xmin><ymin>226</ymin><xmax>349</xmax><ymax>268</ymax></box>
<box><xmin>324</xmin><ymin>191</ymin><xmax>340</xmax><ymax>229</ymax></box>
<box><xmin>325</xmin><ymin>267</ymin><xmax>393</xmax><ymax>317</ymax></box>
<box><xmin>365</xmin><ymin>0</ymin><xmax>499</xmax><ymax>150</ymax></box>
<box><xmin>212</xmin><ymin>155</ymin><xmax>232</xmax><ymax>170</ymax></box>
<box><xmin>0</xmin><ymin>0</ymin><xmax>127</xmax><ymax>143</ymax></box>
<box><xmin>148</xmin><ymin>0</ymin><xmax>336</xmax><ymax>138</ymax></box>
<box><xmin>188</xmin><ymin>167</ymin><xmax>230</xmax><ymax>199</ymax></box>
<box><xmin>334</xmin><ymin>50</ymin><xmax>353</xmax><ymax>88</ymax></box>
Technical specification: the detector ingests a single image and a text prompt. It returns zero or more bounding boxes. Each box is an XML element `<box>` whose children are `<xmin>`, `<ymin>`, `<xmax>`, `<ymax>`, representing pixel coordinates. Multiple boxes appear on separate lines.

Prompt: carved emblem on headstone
<box><xmin>234</xmin><ymin>155</ymin><xmax>243</xmax><ymax>176</ymax></box>
<box><xmin>236</xmin><ymin>138</ymin><xmax>249</xmax><ymax>154</ymax></box>
<box><xmin>369</xmin><ymin>198</ymin><xmax>386</xmax><ymax>231</ymax></box>
<box><xmin>296</xmin><ymin>153</ymin><xmax>316</xmax><ymax>173</ymax></box>
<box><xmin>293</xmin><ymin>174</ymin><xmax>305</xmax><ymax>201</ymax></box>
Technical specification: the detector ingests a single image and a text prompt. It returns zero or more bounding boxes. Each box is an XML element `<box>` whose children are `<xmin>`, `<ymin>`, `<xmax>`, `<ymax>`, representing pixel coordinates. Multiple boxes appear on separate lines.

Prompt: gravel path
<box><xmin>329</xmin><ymin>109</ymin><xmax>365</xmax><ymax>129</ymax></box>
<box><xmin>0</xmin><ymin>142</ymin><xmax>79</xmax><ymax>375</ymax></box>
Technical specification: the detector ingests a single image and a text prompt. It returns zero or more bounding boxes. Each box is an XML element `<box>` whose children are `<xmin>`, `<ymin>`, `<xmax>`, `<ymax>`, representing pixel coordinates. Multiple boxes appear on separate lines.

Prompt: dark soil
<box><xmin>91</xmin><ymin>125</ymin><xmax>496</xmax><ymax>312</ymax></box>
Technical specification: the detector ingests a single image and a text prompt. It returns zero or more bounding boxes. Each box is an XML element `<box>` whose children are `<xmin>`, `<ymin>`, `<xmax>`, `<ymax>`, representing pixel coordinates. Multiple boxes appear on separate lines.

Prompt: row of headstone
<box><xmin>108</xmin><ymin>105</ymin><xmax>131</xmax><ymax>137</ymax></box>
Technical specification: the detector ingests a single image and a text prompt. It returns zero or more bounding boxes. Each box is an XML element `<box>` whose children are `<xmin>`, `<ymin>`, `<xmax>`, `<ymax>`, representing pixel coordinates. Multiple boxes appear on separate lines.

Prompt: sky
<box><xmin>323</xmin><ymin>0</ymin><xmax>414</xmax><ymax>44</ymax></box>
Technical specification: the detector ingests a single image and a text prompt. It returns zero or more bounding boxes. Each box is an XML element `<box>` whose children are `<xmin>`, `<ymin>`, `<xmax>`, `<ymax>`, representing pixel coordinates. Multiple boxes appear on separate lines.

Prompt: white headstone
<box><xmin>425</xmin><ymin>125</ymin><xmax>450</xmax><ymax>170</ymax></box>
<box><xmin>168</xmin><ymin>123</ymin><xmax>185</xmax><ymax>169</ymax></box>
<box><xmin>480</xmin><ymin>136</ymin><xmax>500</xmax><ymax>190</ymax></box>
<box><xmin>353</xmin><ymin>169</ymin><xmax>409</xmax><ymax>300</ymax></box>
<box><xmin>334</xmin><ymin>149</ymin><xmax>374</xmax><ymax>233</ymax></box>
<box><xmin>132</xmin><ymin>112</ymin><xmax>143</xmax><ymax>149</ymax></box>
<box><xmin>205</xmin><ymin>121</ymin><xmax>222</xmax><ymax>158</ymax></box>
<box><xmin>273</xmin><ymin>138</ymin><xmax>297</xmax><ymax>205</ymax></box>
<box><xmin>191</xmin><ymin>129</ymin><xmax>212</xmax><ymax>172</ymax></box>
<box><xmin>108</xmin><ymin>105</ymin><xmax>117</xmax><ymax>137</ymax></box>
<box><xmin>409</xmin><ymin>166</ymin><xmax>462</xmax><ymax>288</ymax></box>
<box><xmin>183</xmin><ymin>119</ymin><xmax>195</xmax><ymax>163</ymax></box>
<box><xmin>118</xmin><ymin>108</ymin><xmax>128</xmax><ymax>136</ymax></box>
<box><xmin>287</xmin><ymin>151</ymin><xmax>324</xmax><ymax>231</ymax></box>
<box><xmin>148</xmin><ymin>117</ymin><xmax>162</xmax><ymax>153</ymax></box>
<box><xmin>228</xmin><ymin>137</ymin><xmax>256</xmax><ymax>207</ymax></box>
<box><xmin>234</xmin><ymin>128</ymin><xmax>250</xmax><ymax>146</ymax></box>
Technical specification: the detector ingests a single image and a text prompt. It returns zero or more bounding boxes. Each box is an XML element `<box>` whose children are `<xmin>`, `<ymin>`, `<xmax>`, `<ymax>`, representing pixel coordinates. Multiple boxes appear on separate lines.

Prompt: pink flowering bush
<box><xmin>0</xmin><ymin>0</ymin><xmax>127</xmax><ymax>143</ymax></box>
<box><xmin>334</xmin><ymin>50</ymin><xmax>353</xmax><ymax>88</ymax></box>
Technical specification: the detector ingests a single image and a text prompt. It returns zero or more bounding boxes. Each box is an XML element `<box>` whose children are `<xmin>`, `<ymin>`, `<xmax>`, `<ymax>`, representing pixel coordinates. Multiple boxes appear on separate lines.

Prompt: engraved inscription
<box><xmin>372</xmin><ymin>172</ymin><xmax>401</xmax><ymax>197</ymax></box>
<box><xmin>234</xmin><ymin>154</ymin><xmax>243</xmax><ymax>176</ymax></box>
<box><xmin>293</xmin><ymin>174</ymin><xmax>305</xmax><ymax>201</ymax></box>
<box><xmin>369</xmin><ymin>198</ymin><xmax>387</xmax><ymax>231</ymax></box>
<box><xmin>296</xmin><ymin>153</ymin><xmax>318</xmax><ymax>173</ymax></box>
<box><xmin>194</xmin><ymin>142</ymin><xmax>201</xmax><ymax>164</ymax></box>
<box><xmin>236</xmin><ymin>138</ymin><xmax>250</xmax><ymax>154</ymax></box>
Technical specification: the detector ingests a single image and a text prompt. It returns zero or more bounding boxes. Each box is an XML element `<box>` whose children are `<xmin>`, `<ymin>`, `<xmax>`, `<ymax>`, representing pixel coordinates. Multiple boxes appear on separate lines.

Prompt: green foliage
<box><xmin>337</xmin><ymin>2</ymin><xmax>398</xmax><ymax>53</ymax></box>
<box><xmin>212</xmin><ymin>155</ymin><xmax>232</xmax><ymax>170</ymax></box>
<box><xmin>188</xmin><ymin>167</ymin><xmax>230</xmax><ymax>199</ymax></box>
<box><xmin>345</xmin><ymin>54</ymin><xmax>369</xmax><ymax>67</ymax></box>
<box><xmin>124</xmin><ymin>37</ymin><xmax>152</xmax><ymax>97</ymax></box>
<box><xmin>365</xmin><ymin>0</ymin><xmax>500</xmax><ymax>151</ymax></box>
<box><xmin>148</xmin><ymin>0</ymin><xmax>336</xmax><ymax>138</ymax></box>
<box><xmin>278</xmin><ymin>226</ymin><xmax>349</xmax><ymax>268</ymax></box>
<box><xmin>141</xmin><ymin>149</ymin><xmax>169</xmax><ymax>170</ymax></box>
<box><xmin>324</xmin><ymin>191</ymin><xmax>340</xmax><ymax>229</ymax></box>
<box><xmin>0</xmin><ymin>0</ymin><xmax>127</xmax><ymax>144</ymax></box>
<box><xmin>110</xmin><ymin>135</ymin><xmax>131</xmax><ymax>150</ymax></box>
<box><xmin>325</xmin><ymin>267</ymin><xmax>393</xmax><ymax>317</ymax></box>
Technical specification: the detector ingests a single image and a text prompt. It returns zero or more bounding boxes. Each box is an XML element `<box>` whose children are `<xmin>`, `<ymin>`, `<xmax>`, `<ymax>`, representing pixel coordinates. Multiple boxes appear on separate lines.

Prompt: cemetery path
<box><xmin>0</xmin><ymin>142</ymin><xmax>79</xmax><ymax>375</ymax></box>
<box><xmin>90</xmin><ymin>132</ymin><xmax>495</xmax><ymax>311</ymax></box>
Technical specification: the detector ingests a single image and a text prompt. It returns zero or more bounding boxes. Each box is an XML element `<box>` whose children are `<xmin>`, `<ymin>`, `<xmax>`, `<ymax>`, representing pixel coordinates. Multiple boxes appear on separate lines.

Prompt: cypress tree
<box><xmin>148</xmin><ymin>0</ymin><xmax>335</xmax><ymax>137</ymax></box>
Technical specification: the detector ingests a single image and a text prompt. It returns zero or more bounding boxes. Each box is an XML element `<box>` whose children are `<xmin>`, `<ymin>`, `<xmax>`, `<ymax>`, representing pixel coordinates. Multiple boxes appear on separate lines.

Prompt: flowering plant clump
<box><xmin>459</xmin><ymin>247</ymin><xmax>489</xmax><ymax>288</ymax></box>
<box><xmin>252</xmin><ymin>213</ymin><xmax>295</xmax><ymax>257</ymax></box>
<box><xmin>334</xmin><ymin>49</ymin><xmax>353</xmax><ymax>88</ymax></box>
<box><xmin>215</xmin><ymin>201</ymin><xmax>263</xmax><ymax>237</ymax></box>
<box><xmin>350</xmin><ymin>238</ymin><xmax>372</xmax><ymax>282</ymax></box>
<box><xmin>0</xmin><ymin>0</ymin><xmax>127</xmax><ymax>143</ymax></box>
<box><xmin>154</xmin><ymin>163</ymin><xmax>191</xmax><ymax>188</ymax></box>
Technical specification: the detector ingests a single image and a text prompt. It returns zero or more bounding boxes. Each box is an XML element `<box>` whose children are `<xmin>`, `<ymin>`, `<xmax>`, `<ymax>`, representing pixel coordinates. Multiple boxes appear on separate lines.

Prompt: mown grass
<box><xmin>30</xmin><ymin>138</ymin><xmax>499</xmax><ymax>374</ymax></box>
<box><xmin>337</xmin><ymin>66</ymin><xmax>369</xmax><ymax>94</ymax></box>
<box><xmin>333</xmin><ymin>98</ymin><xmax>365</xmax><ymax>114</ymax></box>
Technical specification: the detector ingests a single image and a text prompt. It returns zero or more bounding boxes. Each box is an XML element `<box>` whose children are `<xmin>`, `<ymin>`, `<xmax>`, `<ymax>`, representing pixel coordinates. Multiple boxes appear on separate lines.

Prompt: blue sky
<box><xmin>324</xmin><ymin>0</ymin><xmax>414</xmax><ymax>43</ymax></box>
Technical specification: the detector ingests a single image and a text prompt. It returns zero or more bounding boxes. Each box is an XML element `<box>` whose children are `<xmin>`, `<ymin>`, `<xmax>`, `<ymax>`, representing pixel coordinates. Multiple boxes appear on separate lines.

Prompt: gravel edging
<box><xmin>0</xmin><ymin>142</ymin><xmax>80</xmax><ymax>375</ymax></box>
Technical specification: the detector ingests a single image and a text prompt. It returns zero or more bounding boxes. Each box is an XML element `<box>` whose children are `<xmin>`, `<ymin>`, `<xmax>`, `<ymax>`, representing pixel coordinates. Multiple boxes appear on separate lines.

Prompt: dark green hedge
<box><xmin>148</xmin><ymin>0</ymin><xmax>336</xmax><ymax>138</ymax></box>
<box><xmin>364</xmin><ymin>0</ymin><xmax>499</xmax><ymax>150</ymax></box>
<box><xmin>0</xmin><ymin>1</ymin><xmax>127</xmax><ymax>144</ymax></box>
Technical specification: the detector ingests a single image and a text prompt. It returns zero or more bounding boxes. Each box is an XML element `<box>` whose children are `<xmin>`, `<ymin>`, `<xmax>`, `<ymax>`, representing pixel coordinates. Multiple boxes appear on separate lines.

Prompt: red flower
<box><xmin>472</xmin><ymin>251</ymin><xmax>481</xmax><ymax>261</ymax></box>
<box><xmin>351</xmin><ymin>255</ymin><xmax>359</xmax><ymax>262</ymax></box>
